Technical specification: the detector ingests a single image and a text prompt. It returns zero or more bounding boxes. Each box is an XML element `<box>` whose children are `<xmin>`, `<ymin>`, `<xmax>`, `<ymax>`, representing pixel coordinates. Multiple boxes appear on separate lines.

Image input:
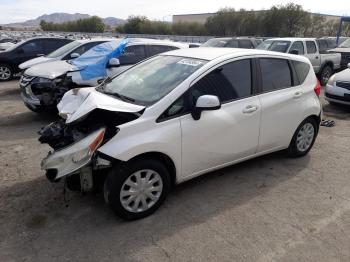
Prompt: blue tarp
<box><xmin>72</xmin><ymin>39</ymin><xmax>128</xmax><ymax>80</ymax></box>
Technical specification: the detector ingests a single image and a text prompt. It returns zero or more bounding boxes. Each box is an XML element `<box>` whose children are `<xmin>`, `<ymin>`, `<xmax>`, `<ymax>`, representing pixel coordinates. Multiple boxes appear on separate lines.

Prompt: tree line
<box><xmin>40</xmin><ymin>16</ymin><xmax>105</xmax><ymax>33</ymax></box>
<box><xmin>117</xmin><ymin>3</ymin><xmax>349</xmax><ymax>37</ymax></box>
<box><xmin>39</xmin><ymin>3</ymin><xmax>350</xmax><ymax>37</ymax></box>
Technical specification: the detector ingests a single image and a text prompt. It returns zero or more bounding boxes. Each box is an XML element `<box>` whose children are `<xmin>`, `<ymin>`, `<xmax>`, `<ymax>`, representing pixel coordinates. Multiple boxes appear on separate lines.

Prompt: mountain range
<box><xmin>2</xmin><ymin>13</ymin><xmax>126</xmax><ymax>28</ymax></box>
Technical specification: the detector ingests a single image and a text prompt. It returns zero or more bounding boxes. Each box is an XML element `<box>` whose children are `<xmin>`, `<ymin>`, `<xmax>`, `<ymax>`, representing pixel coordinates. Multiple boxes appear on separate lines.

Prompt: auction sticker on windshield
<box><xmin>177</xmin><ymin>59</ymin><xmax>204</xmax><ymax>67</ymax></box>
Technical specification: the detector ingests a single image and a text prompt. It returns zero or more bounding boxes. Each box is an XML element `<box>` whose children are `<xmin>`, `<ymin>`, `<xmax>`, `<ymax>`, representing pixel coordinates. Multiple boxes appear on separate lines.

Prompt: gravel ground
<box><xmin>1</xmin><ymin>80</ymin><xmax>350</xmax><ymax>262</ymax></box>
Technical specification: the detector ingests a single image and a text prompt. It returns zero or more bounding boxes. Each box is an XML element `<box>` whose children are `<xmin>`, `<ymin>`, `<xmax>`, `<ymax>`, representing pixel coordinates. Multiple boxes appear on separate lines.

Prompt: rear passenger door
<box><xmin>304</xmin><ymin>41</ymin><xmax>320</xmax><ymax>73</ymax></box>
<box><xmin>14</xmin><ymin>39</ymin><xmax>45</xmax><ymax>66</ymax></box>
<box><xmin>257</xmin><ymin>58</ymin><xmax>305</xmax><ymax>153</ymax></box>
<box><xmin>180</xmin><ymin>59</ymin><xmax>261</xmax><ymax>177</ymax></box>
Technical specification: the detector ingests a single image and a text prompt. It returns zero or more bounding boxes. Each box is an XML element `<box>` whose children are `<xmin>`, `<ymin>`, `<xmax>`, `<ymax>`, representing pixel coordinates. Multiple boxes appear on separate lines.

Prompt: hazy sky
<box><xmin>0</xmin><ymin>0</ymin><xmax>349</xmax><ymax>24</ymax></box>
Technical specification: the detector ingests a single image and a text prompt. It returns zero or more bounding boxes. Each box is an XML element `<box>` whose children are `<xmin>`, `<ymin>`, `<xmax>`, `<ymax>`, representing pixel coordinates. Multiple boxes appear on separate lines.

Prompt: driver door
<box><xmin>180</xmin><ymin>59</ymin><xmax>261</xmax><ymax>178</ymax></box>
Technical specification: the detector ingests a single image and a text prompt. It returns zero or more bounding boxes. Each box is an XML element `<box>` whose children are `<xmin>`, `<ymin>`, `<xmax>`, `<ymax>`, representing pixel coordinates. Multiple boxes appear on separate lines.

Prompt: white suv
<box><xmin>39</xmin><ymin>48</ymin><xmax>322</xmax><ymax>220</ymax></box>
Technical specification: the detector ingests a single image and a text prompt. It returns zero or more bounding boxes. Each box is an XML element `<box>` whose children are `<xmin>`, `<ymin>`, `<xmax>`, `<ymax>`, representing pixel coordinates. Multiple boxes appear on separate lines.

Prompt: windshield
<box><xmin>46</xmin><ymin>41</ymin><xmax>81</xmax><ymax>58</ymax></box>
<box><xmin>256</xmin><ymin>40</ymin><xmax>291</xmax><ymax>53</ymax></box>
<box><xmin>202</xmin><ymin>38</ymin><xmax>230</xmax><ymax>47</ymax></box>
<box><xmin>4</xmin><ymin>40</ymin><xmax>25</xmax><ymax>52</ymax></box>
<box><xmin>101</xmin><ymin>55</ymin><xmax>207</xmax><ymax>105</ymax></box>
<box><xmin>339</xmin><ymin>38</ymin><xmax>350</xmax><ymax>48</ymax></box>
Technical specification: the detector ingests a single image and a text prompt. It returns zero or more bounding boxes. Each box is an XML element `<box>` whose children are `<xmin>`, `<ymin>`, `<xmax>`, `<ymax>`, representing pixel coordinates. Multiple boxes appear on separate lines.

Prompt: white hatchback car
<box><xmin>40</xmin><ymin>48</ymin><xmax>322</xmax><ymax>220</ymax></box>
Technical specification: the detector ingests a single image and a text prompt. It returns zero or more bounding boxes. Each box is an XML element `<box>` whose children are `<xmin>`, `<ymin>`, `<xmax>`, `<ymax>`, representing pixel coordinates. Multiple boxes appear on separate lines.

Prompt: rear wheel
<box><xmin>319</xmin><ymin>65</ymin><xmax>332</xmax><ymax>86</ymax></box>
<box><xmin>104</xmin><ymin>158</ymin><xmax>170</xmax><ymax>220</ymax></box>
<box><xmin>288</xmin><ymin>118</ymin><xmax>318</xmax><ymax>157</ymax></box>
<box><xmin>0</xmin><ymin>64</ymin><xmax>13</xmax><ymax>81</ymax></box>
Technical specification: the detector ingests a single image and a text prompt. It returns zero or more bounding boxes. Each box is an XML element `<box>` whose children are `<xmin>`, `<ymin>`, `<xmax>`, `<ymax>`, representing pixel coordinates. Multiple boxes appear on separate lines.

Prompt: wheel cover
<box><xmin>321</xmin><ymin>68</ymin><xmax>331</xmax><ymax>84</ymax></box>
<box><xmin>296</xmin><ymin>123</ymin><xmax>315</xmax><ymax>152</ymax></box>
<box><xmin>0</xmin><ymin>66</ymin><xmax>11</xmax><ymax>80</ymax></box>
<box><xmin>120</xmin><ymin>169</ymin><xmax>163</xmax><ymax>213</ymax></box>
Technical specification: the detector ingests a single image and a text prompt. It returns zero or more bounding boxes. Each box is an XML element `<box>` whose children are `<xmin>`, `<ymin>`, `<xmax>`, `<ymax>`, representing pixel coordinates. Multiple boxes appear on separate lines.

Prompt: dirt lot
<box><xmin>0</xmin><ymin>79</ymin><xmax>350</xmax><ymax>262</ymax></box>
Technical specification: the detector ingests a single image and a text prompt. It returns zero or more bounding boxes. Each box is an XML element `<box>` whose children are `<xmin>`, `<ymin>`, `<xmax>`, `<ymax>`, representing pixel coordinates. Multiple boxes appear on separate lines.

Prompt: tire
<box><xmin>104</xmin><ymin>158</ymin><xmax>171</xmax><ymax>220</ymax></box>
<box><xmin>287</xmin><ymin>118</ymin><xmax>318</xmax><ymax>158</ymax></box>
<box><xmin>319</xmin><ymin>65</ymin><xmax>332</xmax><ymax>86</ymax></box>
<box><xmin>0</xmin><ymin>64</ymin><xmax>13</xmax><ymax>81</ymax></box>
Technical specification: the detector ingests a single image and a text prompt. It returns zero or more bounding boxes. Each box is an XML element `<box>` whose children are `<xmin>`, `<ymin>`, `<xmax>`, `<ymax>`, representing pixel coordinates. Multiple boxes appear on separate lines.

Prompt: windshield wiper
<box><xmin>98</xmin><ymin>89</ymin><xmax>136</xmax><ymax>103</ymax></box>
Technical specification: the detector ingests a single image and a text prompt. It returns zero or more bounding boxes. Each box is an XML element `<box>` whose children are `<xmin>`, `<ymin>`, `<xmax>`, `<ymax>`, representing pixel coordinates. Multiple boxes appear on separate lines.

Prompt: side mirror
<box><xmin>348</xmin><ymin>63</ymin><xmax>350</xmax><ymax>69</ymax></box>
<box><xmin>191</xmin><ymin>95</ymin><xmax>221</xmax><ymax>120</ymax></box>
<box><xmin>290</xmin><ymin>49</ymin><xmax>299</xmax><ymax>55</ymax></box>
<box><xmin>70</xmin><ymin>53</ymin><xmax>80</xmax><ymax>59</ymax></box>
<box><xmin>108</xmin><ymin>58</ymin><xmax>120</xmax><ymax>68</ymax></box>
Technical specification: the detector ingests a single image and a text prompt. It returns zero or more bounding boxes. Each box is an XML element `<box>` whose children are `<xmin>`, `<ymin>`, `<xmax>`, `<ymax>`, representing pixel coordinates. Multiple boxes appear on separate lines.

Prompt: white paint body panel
<box><xmin>48</xmin><ymin>48</ymin><xmax>321</xmax><ymax>183</ymax></box>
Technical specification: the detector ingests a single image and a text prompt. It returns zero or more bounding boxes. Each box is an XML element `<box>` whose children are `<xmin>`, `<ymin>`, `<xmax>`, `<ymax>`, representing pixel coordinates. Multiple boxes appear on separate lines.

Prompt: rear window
<box><xmin>292</xmin><ymin>60</ymin><xmax>310</xmax><ymax>84</ymax></box>
<box><xmin>260</xmin><ymin>58</ymin><xmax>292</xmax><ymax>92</ymax></box>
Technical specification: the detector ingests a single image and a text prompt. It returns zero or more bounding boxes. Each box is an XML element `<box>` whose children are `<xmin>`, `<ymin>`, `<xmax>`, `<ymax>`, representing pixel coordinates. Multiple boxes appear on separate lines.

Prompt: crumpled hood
<box><xmin>19</xmin><ymin>56</ymin><xmax>54</xmax><ymax>70</ymax></box>
<box><xmin>57</xmin><ymin>87</ymin><xmax>145</xmax><ymax>124</ymax></box>
<box><xmin>334</xmin><ymin>68</ymin><xmax>350</xmax><ymax>82</ymax></box>
<box><xmin>24</xmin><ymin>60</ymin><xmax>78</xmax><ymax>79</ymax></box>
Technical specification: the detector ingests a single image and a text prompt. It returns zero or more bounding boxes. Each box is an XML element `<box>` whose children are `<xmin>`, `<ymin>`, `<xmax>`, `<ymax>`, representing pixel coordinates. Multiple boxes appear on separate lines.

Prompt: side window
<box><xmin>292</xmin><ymin>60</ymin><xmax>310</xmax><ymax>84</ymax></box>
<box><xmin>21</xmin><ymin>41</ymin><xmax>43</xmax><ymax>53</ymax></box>
<box><xmin>260</xmin><ymin>58</ymin><xmax>292</xmax><ymax>92</ymax></box>
<box><xmin>190</xmin><ymin>59</ymin><xmax>252</xmax><ymax>104</ymax></box>
<box><xmin>45</xmin><ymin>39</ymin><xmax>67</xmax><ymax>53</ymax></box>
<box><xmin>227</xmin><ymin>40</ymin><xmax>239</xmax><ymax>48</ymax></box>
<box><xmin>317</xmin><ymin>40</ymin><xmax>327</xmax><ymax>53</ymax></box>
<box><xmin>118</xmin><ymin>45</ymin><xmax>146</xmax><ymax>65</ymax></box>
<box><xmin>148</xmin><ymin>45</ymin><xmax>178</xmax><ymax>56</ymax></box>
<box><xmin>239</xmin><ymin>40</ymin><xmax>254</xmax><ymax>49</ymax></box>
<box><xmin>290</xmin><ymin>41</ymin><xmax>304</xmax><ymax>54</ymax></box>
<box><xmin>158</xmin><ymin>59</ymin><xmax>252</xmax><ymax>121</ymax></box>
<box><xmin>73</xmin><ymin>42</ymin><xmax>103</xmax><ymax>56</ymax></box>
<box><xmin>306</xmin><ymin>41</ymin><xmax>317</xmax><ymax>54</ymax></box>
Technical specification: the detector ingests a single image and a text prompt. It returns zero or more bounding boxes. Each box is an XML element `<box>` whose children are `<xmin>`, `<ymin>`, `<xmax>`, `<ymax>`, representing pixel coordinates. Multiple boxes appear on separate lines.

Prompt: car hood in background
<box><xmin>330</xmin><ymin>47</ymin><xmax>350</xmax><ymax>53</ymax></box>
<box><xmin>57</xmin><ymin>87</ymin><xmax>145</xmax><ymax>124</ymax></box>
<box><xmin>19</xmin><ymin>56</ymin><xmax>55</xmax><ymax>70</ymax></box>
<box><xmin>334</xmin><ymin>68</ymin><xmax>350</xmax><ymax>82</ymax></box>
<box><xmin>24</xmin><ymin>60</ymin><xmax>78</xmax><ymax>79</ymax></box>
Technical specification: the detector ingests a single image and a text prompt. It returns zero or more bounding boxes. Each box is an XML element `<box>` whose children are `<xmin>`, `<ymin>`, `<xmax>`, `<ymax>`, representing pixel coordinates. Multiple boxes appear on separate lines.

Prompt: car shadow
<box><xmin>323</xmin><ymin>102</ymin><xmax>350</xmax><ymax>120</ymax></box>
<box><xmin>0</xmin><ymin>150</ymin><xmax>311</xmax><ymax>261</ymax></box>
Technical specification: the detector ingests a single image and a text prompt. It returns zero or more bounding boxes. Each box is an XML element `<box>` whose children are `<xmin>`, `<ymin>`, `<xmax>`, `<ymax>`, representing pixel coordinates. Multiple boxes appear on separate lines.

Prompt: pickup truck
<box><xmin>257</xmin><ymin>37</ymin><xmax>341</xmax><ymax>85</ymax></box>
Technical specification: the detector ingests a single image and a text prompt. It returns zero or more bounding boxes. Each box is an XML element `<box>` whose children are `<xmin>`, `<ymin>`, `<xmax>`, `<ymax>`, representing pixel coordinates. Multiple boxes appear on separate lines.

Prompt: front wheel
<box><xmin>104</xmin><ymin>158</ymin><xmax>171</xmax><ymax>220</ymax></box>
<box><xmin>0</xmin><ymin>64</ymin><xmax>13</xmax><ymax>81</ymax></box>
<box><xmin>288</xmin><ymin>118</ymin><xmax>318</xmax><ymax>157</ymax></box>
<box><xmin>319</xmin><ymin>65</ymin><xmax>332</xmax><ymax>86</ymax></box>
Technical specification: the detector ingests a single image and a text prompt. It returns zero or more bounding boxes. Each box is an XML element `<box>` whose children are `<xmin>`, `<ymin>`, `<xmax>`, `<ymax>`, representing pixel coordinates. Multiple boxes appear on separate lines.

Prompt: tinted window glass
<box><xmin>118</xmin><ymin>45</ymin><xmax>146</xmax><ymax>65</ymax></box>
<box><xmin>239</xmin><ymin>40</ymin><xmax>253</xmax><ymax>49</ymax></box>
<box><xmin>45</xmin><ymin>39</ymin><xmax>70</xmax><ymax>53</ymax></box>
<box><xmin>73</xmin><ymin>42</ymin><xmax>103</xmax><ymax>56</ymax></box>
<box><xmin>148</xmin><ymin>45</ymin><xmax>178</xmax><ymax>56</ymax></box>
<box><xmin>306</xmin><ymin>41</ymin><xmax>317</xmax><ymax>54</ymax></box>
<box><xmin>260</xmin><ymin>58</ymin><xmax>292</xmax><ymax>92</ymax></box>
<box><xmin>190</xmin><ymin>59</ymin><xmax>252</xmax><ymax>103</ymax></box>
<box><xmin>21</xmin><ymin>41</ymin><xmax>43</xmax><ymax>53</ymax></box>
<box><xmin>317</xmin><ymin>40</ymin><xmax>328</xmax><ymax>53</ymax></box>
<box><xmin>326</xmin><ymin>39</ymin><xmax>337</xmax><ymax>49</ymax></box>
<box><xmin>226</xmin><ymin>40</ymin><xmax>239</xmax><ymax>48</ymax></box>
<box><xmin>292</xmin><ymin>60</ymin><xmax>310</xmax><ymax>84</ymax></box>
<box><xmin>256</xmin><ymin>40</ymin><xmax>291</xmax><ymax>53</ymax></box>
<box><xmin>290</xmin><ymin>41</ymin><xmax>304</xmax><ymax>54</ymax></box>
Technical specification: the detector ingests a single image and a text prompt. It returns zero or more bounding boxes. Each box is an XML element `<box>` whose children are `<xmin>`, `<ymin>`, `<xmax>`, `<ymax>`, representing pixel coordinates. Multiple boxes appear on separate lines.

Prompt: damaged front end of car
<box><xmin>39</xmin><ymin>88</ymin><xmax>144</xmax><ymax>192</ymax></box>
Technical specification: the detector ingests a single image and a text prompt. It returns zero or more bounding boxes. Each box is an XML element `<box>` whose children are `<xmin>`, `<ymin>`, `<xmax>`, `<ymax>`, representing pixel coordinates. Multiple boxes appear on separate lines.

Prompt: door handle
<box><xmin>243</xmin><ymin>105</ymin><xmax>258</xmax><ymax>113</ymax></box>
<box><xmin>315</xmin><ymin>56</ymin><xmax>319</xmax><ymax>59</ymax></box>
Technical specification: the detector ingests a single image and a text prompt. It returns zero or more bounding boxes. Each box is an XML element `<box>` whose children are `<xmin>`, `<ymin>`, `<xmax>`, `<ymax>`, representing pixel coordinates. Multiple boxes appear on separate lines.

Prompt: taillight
<box><xmin>314</xmin><ymin>79</ymin><xmax>321</xmax><ymax>97</ymax></box>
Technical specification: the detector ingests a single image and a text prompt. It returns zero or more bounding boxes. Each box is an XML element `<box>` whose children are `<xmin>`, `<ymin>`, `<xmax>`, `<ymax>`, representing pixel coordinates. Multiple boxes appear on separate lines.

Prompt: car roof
<box><xmin>162</xmin><ymin>47</ymin><xmax>310</xmax><ymax>63</ymax></box>
<box><xmin>74</xmin><ymin>38</ymin><xmax>117</xmax><ymax>44</ymax></box>
<box><xmin>266</xmin><ymin>37</ymin><xmax>316</xmax><ymax>42</ymax></box>
<box><xmin>126</xmin><ymin>38</ymin><xmax>188</xmax><ymax>48</ymax></box>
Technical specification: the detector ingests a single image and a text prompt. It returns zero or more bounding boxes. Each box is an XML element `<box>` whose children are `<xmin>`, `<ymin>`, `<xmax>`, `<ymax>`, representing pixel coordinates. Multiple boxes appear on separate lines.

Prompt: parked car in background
<box><xmin>329</xmin><ymin>38</ymin><xmax>350</xmax><ymax>70</ymax></box>
<box><xmin>39</xmin><ymin>48</ymin><xmax>322</xmax><ymax>220</ymax></box>
<box><xmin>0</xmin><ymin>42</ymin><xmax>15</xmax><ymax>51</ymax></box>
<box><xmin>0</xmin><ymin>37</ymin><xmax>72</xmax><ymax>81</ymax></box>
<box><xmin>19</xmin><ymin>38</ymin><xmax>113</xmax><ymax>70</ymax></box>
<box><xmin>325</xmin><ymin>63</ymin><xmax>350</xmax><ymax>105</ymax></box>
<box><xmin>20</xmin><ymin>38</ymin><xmax>189</xmax><ymax>112</ymax></box>
<box><xmin>256</xmin><ymin>37</ymin><xmax>341</xmax><ymax>85</ymax></box>
<box><xmin>202</xmin><ymin>37</ymin><xmax>262</xmax><ymax>49</ymax></box>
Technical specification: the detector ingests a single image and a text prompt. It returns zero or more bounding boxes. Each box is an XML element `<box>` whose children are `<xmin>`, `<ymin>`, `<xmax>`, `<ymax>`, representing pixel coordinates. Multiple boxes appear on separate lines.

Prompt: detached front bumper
<box><xmin>20</xmin><ymin>75</ymin><xmax>41</xmax><ymax>108</ymax></box>
<box><xmin>41</xmin><ymin>128</ymin><xmax>106</xmax><ymax>180</ymax></box>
